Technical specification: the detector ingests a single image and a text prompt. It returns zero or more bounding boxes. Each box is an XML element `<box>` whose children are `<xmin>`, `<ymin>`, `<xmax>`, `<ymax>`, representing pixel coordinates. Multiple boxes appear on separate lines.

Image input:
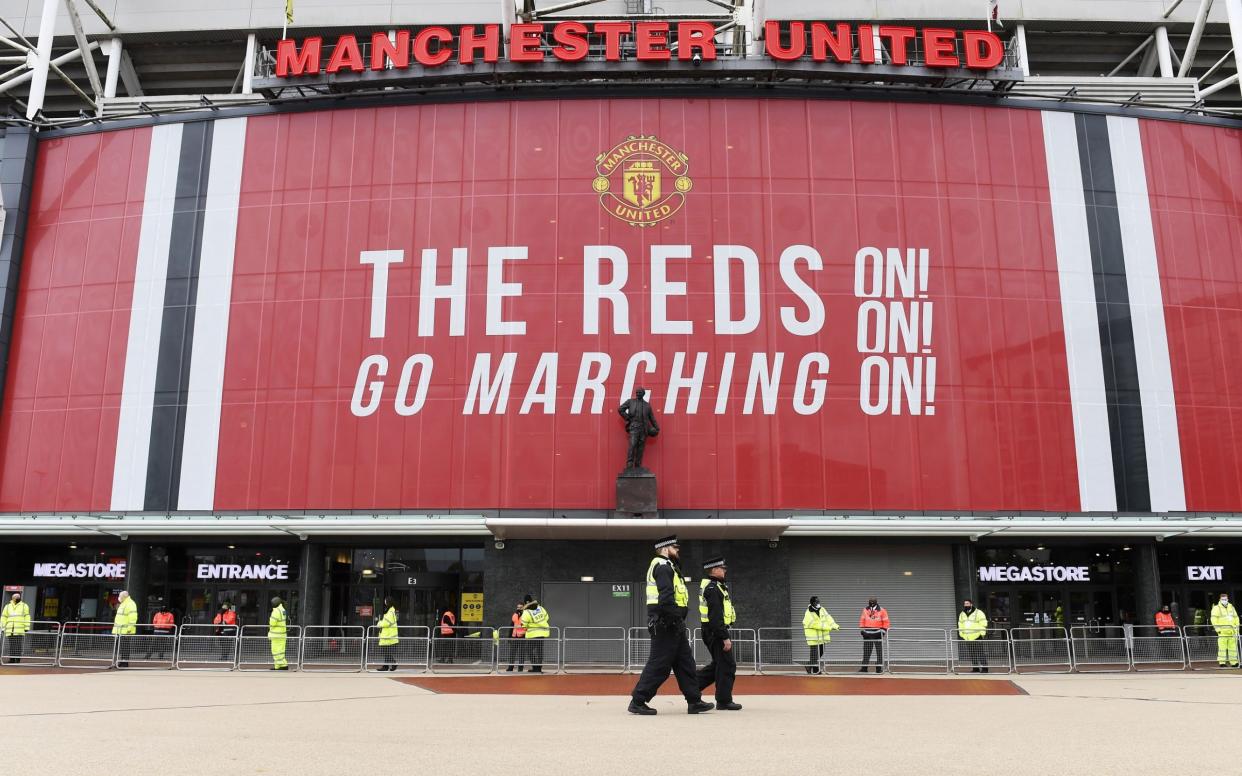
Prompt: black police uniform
<box><xmin>696</xmin><ymin>577</ymin><xmax>737</xmax><ymax>707</ymax></box>
<box><xmin>630</xmin><ymin>555</ymin><xmax>707</xmax><ymax>711</ymax></box>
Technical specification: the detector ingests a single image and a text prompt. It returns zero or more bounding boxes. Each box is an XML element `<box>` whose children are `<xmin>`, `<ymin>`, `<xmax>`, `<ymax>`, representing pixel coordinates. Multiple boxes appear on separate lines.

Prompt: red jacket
<box><xmin>859</xmin><ymin>606</ymin><xmax>890</xmax><ymax>632</ymax></box>
<box><xmin>152</xmin><ymin>612</ymin><xmax>175</xmax><ymax>632</ymax></box>
<box><xmin>213</xmin><ymin>610</ymin><xmax>238</xmax><ymax>627</ymax></box>
<box><xmin>511</xmin><ymin>611</ymin><xmax>526</xmax><ymax>637</ymax></box>
<box><xmin>439</xmin><ymin>611</ymin><xmax>456</xmax><ymax>635</ymax></box>
<box><xmin>1155</xmin><ymin>611</ymin><xmax>1176</xmax><ymax>631</ymax></box>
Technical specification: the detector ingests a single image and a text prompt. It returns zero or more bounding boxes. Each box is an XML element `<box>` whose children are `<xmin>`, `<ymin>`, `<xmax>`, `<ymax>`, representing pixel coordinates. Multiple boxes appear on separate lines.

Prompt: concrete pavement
<box><xmin>0</xmin><ymin>671</ymin><xmax>1236</xmax><ymax>775</ymax></box>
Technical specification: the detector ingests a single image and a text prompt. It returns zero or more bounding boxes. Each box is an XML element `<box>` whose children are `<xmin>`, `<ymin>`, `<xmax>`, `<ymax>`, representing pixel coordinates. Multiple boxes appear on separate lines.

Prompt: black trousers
<box><xmin>631</xmin><ymin>626</ymin><xmax>701</xmax><ymax>704</ymax></box>
<box><xmin>5</xmin><ymin>634</ymin><xmax>22</xmax><ymax>663</ymax></box>
<box><xmin>528</xmin><ymin>639</ymin><xmax>544</xmax><ymax>672</ymax></box>
<box><xmin>117</xmin><ymin>637</ymin><xmax>132</xmax><ymax>666</ymax></box>
<box><xmin>696</xmin><ymin>634</ymin><xmax>736</xmax><ymax>703</ymax></box>
<box><xmin>808</xmin><ymin>643</ymin><xmax>825</xmax><ymax>672</ymax></box>
<box><xmin>960</xmin><ymin>640</ymin><xmax>988</xmax><ymax>669</ymax></box>
<box><xmin>861</xmin><ymin>633</ymin><xmax>883</xmax><ymax>667</ymax></box>
<box><xmin>507</xmin><ymin>639</ymin><xmax>528</xmax><ymax>669</ymax></box>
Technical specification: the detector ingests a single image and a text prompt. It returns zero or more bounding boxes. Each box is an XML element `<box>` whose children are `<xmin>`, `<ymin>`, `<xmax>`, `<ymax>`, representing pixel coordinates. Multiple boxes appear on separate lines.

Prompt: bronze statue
<box><xmin>618</xmin><ymin>387</ymin><xmax>660</xmax><ymax>472</ymax></box>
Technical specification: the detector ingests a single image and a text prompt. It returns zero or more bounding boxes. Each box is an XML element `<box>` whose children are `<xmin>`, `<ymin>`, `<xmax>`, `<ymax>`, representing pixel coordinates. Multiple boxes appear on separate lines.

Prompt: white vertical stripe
<box><xmin>111</xmin><ymin>123</ymin><xmax>183</xmax><ymax>511</ymax></box>
<box><xmin>1041</xmin><ymin>111</ymin><xmax>1117</xmax><ymax>512</ymax></box>
<box><xmin>1107</xmin><ymin>116</ymin><xmax>1186</xmax><ymax>512</ymax></box>
<box><xmin>178</xmin><ymin>117</ymin><xmax>248</xmax><ymax>511</ymax></box>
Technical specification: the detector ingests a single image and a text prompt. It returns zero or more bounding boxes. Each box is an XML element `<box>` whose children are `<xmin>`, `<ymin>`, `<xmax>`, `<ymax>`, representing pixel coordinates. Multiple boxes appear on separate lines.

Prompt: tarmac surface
<box><xmin>0</xmin><ymin>669</ymin><xmax>1236</xmax><ymax>775</ymax></box>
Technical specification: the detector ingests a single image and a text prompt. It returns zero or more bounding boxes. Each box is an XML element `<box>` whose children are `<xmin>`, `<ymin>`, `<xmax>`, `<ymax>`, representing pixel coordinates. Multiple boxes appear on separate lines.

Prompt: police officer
<box><xmin>628</xmin><ymin>536</ymin><xmax>713</xmax><ymax>716</ymax></box>
<box><xmin>1</xmin><ymin>593</ymin><xmax>31</xmax><ymax>664</ymax></box>
<box><xmin>1211</xmin><ymin>593</ymin><xmax>1239</xmax><ymax>668</ymax></box>
<box><xmin>269</xmin><ymin>596</ymin><xmax>289</xmax><ymax>670</ymax></box>
<box><xmin>696</xmin><ymin>557</ymin><xmax>741</xmax><ymax>711</ymax></box>
<box><xmin>113</xmin><ymin>590</ymin><xmax>138</xmax><ymax>668</ymax></box>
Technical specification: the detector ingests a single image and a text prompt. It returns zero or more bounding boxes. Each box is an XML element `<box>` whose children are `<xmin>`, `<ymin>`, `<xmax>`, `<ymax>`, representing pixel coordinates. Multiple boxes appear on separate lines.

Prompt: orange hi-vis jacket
<box><xmin>440</xmin><ymin>610</ymin><xmax>456</xmax><ymax>635</ymax></box>
<box><xmin>859</xmin><ymin>606</ymin><xmax>890</xmax><ymax>632</ymax></box>
<box><xmin>213</xmin><ymin>610</ymin><xmax>238</xmax><ymax>627</ymax></box>
<box><xmin>152</xmin><ymin>612</ymin><xmax>175</xmax><ymax>632</ymax></box>
<box><xmin>511</xmin><ymin>611</ymin><xmax>526</xmax><ymax>637</ymax></box>
<box><xmin>1155</xmin><ymin>611</ymin><xmax>1177</xmax><ymax>631</ymax></box>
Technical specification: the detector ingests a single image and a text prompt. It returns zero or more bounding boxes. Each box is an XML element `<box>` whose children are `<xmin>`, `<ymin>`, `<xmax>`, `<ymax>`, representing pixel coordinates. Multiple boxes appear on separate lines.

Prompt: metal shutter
<box><xmin>789</xmin><ymin>541</ymin><xmax>958</xmax><ymax>631</ymax></box>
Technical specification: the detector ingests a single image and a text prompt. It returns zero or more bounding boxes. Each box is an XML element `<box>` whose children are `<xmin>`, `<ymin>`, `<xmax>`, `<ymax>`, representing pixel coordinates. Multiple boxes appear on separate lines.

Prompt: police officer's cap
<box><xmin>270</xmin><ymin>596</ymin><xmax>282</xmax><ymax>606</ymax></box>
<box><xmin>654</xmin><ymin>535</ymin><xmax>679</xmax><ymax>550</ymax></box>
<box><xmin>702</xmin><ymin>557</ymin><xmax>726</xmax><ymax>570</ymax></box>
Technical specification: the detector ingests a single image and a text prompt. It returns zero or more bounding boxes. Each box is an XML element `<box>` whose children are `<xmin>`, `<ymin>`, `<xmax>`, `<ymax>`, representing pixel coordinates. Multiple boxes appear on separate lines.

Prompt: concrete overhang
<box><xmin>486</xmin><ymin>517</ymin><xmax>790</xmax><ymax>541</ymax></box>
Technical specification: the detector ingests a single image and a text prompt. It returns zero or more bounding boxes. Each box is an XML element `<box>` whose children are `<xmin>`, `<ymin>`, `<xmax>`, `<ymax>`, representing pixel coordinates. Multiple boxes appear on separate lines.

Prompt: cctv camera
<box><xmin>768</xmin><ymin>540</ymin><xmax>779</xmax><ymax>549</ymax></box>
<box><xmin>692</xmin><ymin>52</ymin><xmax>702</xmax><ymax>66</ymax></box>
<box><xmin>494</xmin><ymin>540</ymin><xmax>506</xmax><ymax>550</ymax></box>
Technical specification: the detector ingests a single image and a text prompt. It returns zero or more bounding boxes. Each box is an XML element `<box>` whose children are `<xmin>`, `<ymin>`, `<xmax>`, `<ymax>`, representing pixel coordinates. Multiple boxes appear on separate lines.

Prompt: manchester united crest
<box><xmin>593</xmin><ymin>136</ymin><xmax>692</xmax><ymax>227</ymax></box>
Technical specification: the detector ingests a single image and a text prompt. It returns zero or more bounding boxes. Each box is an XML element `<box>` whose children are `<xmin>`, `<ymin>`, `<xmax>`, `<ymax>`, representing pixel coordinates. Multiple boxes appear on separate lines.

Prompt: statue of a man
<box><xmin>618</xmin><ymin>387</ymin><xmax>660</xmax><ymax>472</ymax></box>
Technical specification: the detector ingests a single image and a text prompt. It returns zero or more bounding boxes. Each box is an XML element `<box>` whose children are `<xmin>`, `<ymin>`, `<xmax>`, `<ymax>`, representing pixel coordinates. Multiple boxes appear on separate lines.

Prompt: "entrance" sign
<box><xmin>196</xmin><ymin>564</ymin><xmax>290</xmax><ymax>581</ymax></box>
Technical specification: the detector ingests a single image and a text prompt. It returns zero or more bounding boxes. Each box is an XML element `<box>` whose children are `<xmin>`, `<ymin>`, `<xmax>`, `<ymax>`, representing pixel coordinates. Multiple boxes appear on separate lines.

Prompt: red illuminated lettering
<box><xmin>635</xmin><ymin>22</ymin><xmax>671</xmax><ymax>60</ymax></box>
<box><xmin>676</xmin><ymin>21</ymin><xmax>717</xmax><ymax>61</ymax></box>
<box><xmin>809</xmin><ymin>22</ymin><xmax>851</xmax><ymax>63</ymax></box>
<box><xmin>371</xmin><ymin>31</ymin><xmax>410</xmax><ymax>71</ymax></box>
<box><xmin>552</xmin><ymin>21</ymin><xmax>590</xmax><ymax>61</ymax></box>
<box><xmin>275</xmin><ymin>37</ymin><xmax>321</xmax><ymax>77</ymax></box>
<box><xmin>765</xmin><ymin>20</ymin><xmax>805</xmax><ymax>61</ymax></box>
<box><xmin>857</xmin><ymin>24</ymin><xmax>876</xmax><ymax>64</ymax></box>
<box><xmin>922</xmin><ymin>28</ymin><xmax>960</xmax><ymax>68</ymax></box>
<box><xmin>414</xmin><ymin>27</ymin><xmax>453</xmax><ymax>67</ymax></box>
<box><xmin>878</xmin><ymin>26</ymin><xmax>916</xmax><ymax>66</ymax></box>
<box><xmin>963</xmin><ymin>30</ymin><xmax>1003</xmax><ymax>70</ymax></box>
<box><xmin>594</xmin><ymin>22</ymin><xmax>631</xmax><ymax>61</ymax></box>
<box><xmin>509</xmin><ymin>23</ymin><xmax>545</xmax><ymax>62</ymax></box>
<box><xmin>326</xmin><ymin>35</ymin><xmax>365</xmax><ymax>74</ymax></box>
<box><xmin>459</xmin><ymin>25</ymin><xmax>502</xmax><ymax>64</ymax></box>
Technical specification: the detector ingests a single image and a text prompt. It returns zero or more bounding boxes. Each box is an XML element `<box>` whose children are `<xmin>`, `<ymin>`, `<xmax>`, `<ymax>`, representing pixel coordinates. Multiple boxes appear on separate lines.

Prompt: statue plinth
<box><xmin>616</xmin><ymin>468</ymin><xmax>657</xmax><ymax>518</ymax></box>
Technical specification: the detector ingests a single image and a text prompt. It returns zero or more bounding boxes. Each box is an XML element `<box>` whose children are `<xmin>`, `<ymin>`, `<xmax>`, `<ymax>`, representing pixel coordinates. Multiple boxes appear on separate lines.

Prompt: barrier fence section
<box><xmin>759</xmin><ymin>627</ymin><xmax>872</xmax><ymax>675</ymax></box>
<box><xmin>365</xmin><ymin>626</ymin><xmax>430</xmax><ymax>673</ymax></box>
<box><xmin>692</xmin><ymin>627</ymin><xmax>758</xmax><ymax>673</ymax></box>
<box><xmin>887</xmin><ymin>627</ymin><xmax>950</xmax><ymax>674</ymax></box>
<box><xmin>626</xmin><ymin>627</ymin><xmax>692</xmax><ymax>673</ymax></box>
<box><xmin>238</xmin><ymin>624</ymin><xmax>302</xmax><ymax>671</ymax></box>
<box><xmin>58</xmin><ymin>622</ymin><xmax>115</xmax><ymax>668</ymax></box>
<box><xmin>1</xmin><ymin>621</ymin><xmax>61</xmax><ymax>667</ymax></box>
<box><xmin>1130</xmin><ymin>625</ymin><xmax>1187</xmax><ymax>671</ymax></box>
<box><xmin>302</xmin><ymin>626</ymin><xmax>365</xmax><ymax>672</ymax></box>
<box><xmin>1011</xmin><ymin>627</ymin><xmax>1073</xmax><ymax>673</ymax></box>
<box><xmin>116</xmin><ymin>624</ymin><xmax>177</xmax><ymax>670</ymax></box>
<box><xmin>176</xmin><ymin>624</ymin><xmax>239</xmax><ymax>670</ymax></box>
<box><xmin>950</xmin><ymin>628</ymin><xmax>1012</xmax><ymax>674</ymax></box>
<box><xmin>431</xmin><ymin>626</ymin><xmax>496</xmax><ymax>673</ymax></box>
<box><xmin>1183</xmin><ymin>624</ymin><xmax>1240</xmax><ymax>670</ymax></box>
<box><xmin>495</xmin><ymin>626</ymin><xmax>559</xmax><ymax>674</ymax></box>
<box><xmin>1071</xmin><ymin>626</ymin><xmax>1131</xmax><ymax>672</ymax></box>
<box><xmin>561</xmin><ymin>626</ymin><xmax>626</xmax><ymax>673</ymax></box>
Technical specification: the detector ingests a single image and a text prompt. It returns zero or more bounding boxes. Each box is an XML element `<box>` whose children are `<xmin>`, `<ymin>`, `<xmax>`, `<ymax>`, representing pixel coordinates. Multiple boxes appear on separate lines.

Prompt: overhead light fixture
<box><xmin>580</xmin><ymin>576</ymin><xmax>595</xmax><ymax>582</ymax></box>
<box><xmin>902</xmin><ymin>571</ymin><xmax>913</xmax><ymax>576</ymax></box>
<box><xmin>1122</xmin><ymin>546</ymin><xmax>1131</xmax><ymax>551</ymax></box>
<box><xmin>362</xmin><ymin>569</ymin><xmax>375</xmax><ymax>576</ymax></box>
<box><xmin>1208</xmin><ymin>546</ymin><xmax>1216</xmax><ymax>552</ymax></box>
<box><xmin>68</xmin><ymin>543</ymin><xmax>77</xmax><ymax>549</ymax></box>
<box><xmin>1036</xmin><ymin>545</ymin><xmax>1045</xmax><ymax>551</ymax></box>
<box><xmin>227</xmin><ymin>545</ymin><xmax>235</xmax><ymax>549</ymax></box>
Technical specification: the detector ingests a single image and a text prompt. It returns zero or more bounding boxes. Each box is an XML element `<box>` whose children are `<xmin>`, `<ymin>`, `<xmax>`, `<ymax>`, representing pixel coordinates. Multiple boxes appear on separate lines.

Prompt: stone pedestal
<box><xmin>616</xmin><ymin>469</ymin><xmax>657</xmax><ymax>517</ymax></box>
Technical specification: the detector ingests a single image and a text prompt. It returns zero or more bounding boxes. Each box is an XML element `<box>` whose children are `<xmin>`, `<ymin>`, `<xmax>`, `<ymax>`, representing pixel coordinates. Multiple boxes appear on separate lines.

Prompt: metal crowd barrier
<box><xmin>692</xmin><ymin>627</ymin><xmax>758</xmax><ymax>674</ymax></box>
<box><xmin>1071</xmin><ymin>626</ymin><xmax>1131</xmax><ymax>672</ymax></box>
<box><xmin>1183</xmin><ymin>624</ymin><xmax>1240</xmax><ymax>670</ymax></box>
<box><xmin>1130</xmin><ymin>625</ymin><xmax>1187</xmax><ymax>671</ymax></box>
<box><xmin>116</xmin><ymin>624</ymin><xmax>177</xmax><ymax>670</ymax></box>
<box><xmin>626</xmin><ymin>626</ymin><xmax>692</xmax><ymax>673</ymax></box>
<box><xmin>364</xmin><ymin>625</ymin><xmax>430</xmax><ymax>673</ymax></box>
<box><xmin>950</xmin><ymin>628</ymin><xmax>1012</xmax><ymax>675</ymax></box>
<box><xmin>302</xmin><ymin>626</ymin><xmax>365</xmax><ymax>672</ymax></box>
<box><xmin>561</xmin><ymin>626</ymin><xmax>626</xmax><ymax>673</ymax></box>
<box><xmin>58</xmin><ymin>622</ymin><xmax>116</xmax><ymax>668</ymax></box>
<box><xmin>1011</xmin><ymin>626</ymin><xmax>1073</xmax><ymax>673</ymax></box>
<box><xmin>758</xmin><ymin>627</ymin><xmax>827</xmax><ymax>674</ymax></box>
<box><xmin>238</xmin><ymin>624</ymin><xmax>301</xmax><ymax>671</ymax></box>
<box><xmin>887</xmin><ymin>627</ymin><xmax>950</xmax><ymax>674</ymax></box>
<box><xmin>176</xmin><ymin>624</ymin><xmax>238</xmax><ymax>670</ymax></box>
<box><xmin>496</xmin><ymin>626</ymin><xmax>559</xmax><ymax>674</ymax></box>
<box><xmin>431</xmin><ymin>625</ymin><xmax>496</xmax><ymax>673</ymax></box>
<box><xmin>1</xmin><ymin>621</ymin><xmax>61</xmax><ymax>667</ymax></box>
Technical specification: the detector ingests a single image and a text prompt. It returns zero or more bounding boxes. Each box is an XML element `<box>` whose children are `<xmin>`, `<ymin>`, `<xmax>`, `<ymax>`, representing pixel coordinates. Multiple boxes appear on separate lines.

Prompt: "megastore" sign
<box><xmin>978</xmin><ymin>565</ymin><xmax>1092</xmax><ymax>583</ymax></box>
<box><xmin>33</xmin><ymin>562</ymin><xmax>126</xmax><ymax>579</ymax></box>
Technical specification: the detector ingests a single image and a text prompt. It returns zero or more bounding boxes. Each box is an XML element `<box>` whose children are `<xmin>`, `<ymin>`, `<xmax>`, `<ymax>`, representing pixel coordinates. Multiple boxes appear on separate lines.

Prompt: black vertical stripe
<box><xmin>1074</xmin><ymin>113</ymin><xmax>1150</xmax><ymax>512</ymax></box>
<box><xmin>144</xmin><ymin>122</ymin><xmax>214</xmax><ymax>511</ymax></box>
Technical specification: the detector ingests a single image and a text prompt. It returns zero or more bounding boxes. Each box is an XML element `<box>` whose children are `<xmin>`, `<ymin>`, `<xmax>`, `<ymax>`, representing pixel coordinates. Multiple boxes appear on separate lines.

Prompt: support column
<box><xmin>0</xmin><ymin>128</ymin><xmax>37</xmax><ymax>413</ymax></box>
<box><xmin>1154</xmin><ymin>26</ymin><xmax>1174</xmax><ymax>77</ymax></box>
<box><xmin>25</xmin><ymin>0</ymin><xmax>57</xmax><ymax>119</ymax></box>
<box><xmin>299</xmin><ymin>543</ymin><xmax>325</xmax><ymax>626</ymax></box>
<box><xmin>104</xmin><ymin>38</ymin><xmax>122</xmax><ymax>98</ymax></box>
<box><xmin>1134</xmin><ymin>543</ymin><xmax>1162</xmax><ymax>622</ymax></box>
<box><xmin>125</xmin><ymin>543</ymin><xmax>150</xmax><ymax>617</ymax></box>
<box><xmin>1225</xmin><ymin>0</ymin><xmax>1242</xmax><ymax>97</ymax></box>
<box><xmin>952</xmin><ymin>542</ymin><xmax>978</xmax><ymax>606</ymax></box>
<box><xmin>1015</xmin><ymin>24</ymin><xmax>1031</xmax><ymax>77</ymax></box>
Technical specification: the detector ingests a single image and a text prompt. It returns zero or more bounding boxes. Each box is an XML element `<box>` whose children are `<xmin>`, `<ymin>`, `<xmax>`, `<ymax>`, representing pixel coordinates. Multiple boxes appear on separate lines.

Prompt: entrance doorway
<box><xmin>982</xmin><ymin>587</ymin><xmax>1118</xmax><ymax>631</ymax></box>
<box><xmin>170</xmin><ymin>587</ymin><xmax>300</xmax><ymax>626</ymax></box>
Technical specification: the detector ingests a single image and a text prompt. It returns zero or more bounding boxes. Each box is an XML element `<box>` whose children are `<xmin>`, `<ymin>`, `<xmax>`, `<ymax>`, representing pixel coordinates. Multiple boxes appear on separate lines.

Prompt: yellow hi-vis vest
<box><xmin>269</xmin><ymin>604</ymin><xmax>288</xmax><ymax>638</ymax></box>
<box><xmin>1212</xmin><ymin>602</ymin><xmax>1239</xmax><ymax>635</ymax></box>
<box><xmin>520</xmin><ymin>605</ymin><xmax>551</xmax><ymax>638</ymax></box>
<box><xmin>112</xmin><ymin>597</ymin><xmax>137</xmax><ymax>635</ymax></box>
<box><xmin>1</xmin><ymin>601</ymin><xmax>31</xmax><ymax>636</ymax></box>
<box><xmin>698</xmin><ymin>579</ymin><xmax>736</xmax><ymax>625</ymax></box>
<box><xmin>378</xmin><ymin>606</ymin><xmax>399</xmax><ymax>646</ymax></box>
<box><xmin>646</xmin><ymin>557</ymin><xmax>688</xmax><ymax>608</ymax></box>
<box><xmin>802</xmin><ymin>607</ymin><xmax>839</xmax><ymax>646</ymax></box>
<box><xmin>958</xmin><ymin>608</ymin><xmax>989</xmax><ymax>641</ymax></box>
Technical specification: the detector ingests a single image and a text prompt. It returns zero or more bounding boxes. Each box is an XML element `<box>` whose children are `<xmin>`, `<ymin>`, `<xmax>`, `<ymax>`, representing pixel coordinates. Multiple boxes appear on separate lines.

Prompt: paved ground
<box><xmin>0</xmin><ymin>670</ymin><xmax>1236</xmax><ymax>775</ymax></box>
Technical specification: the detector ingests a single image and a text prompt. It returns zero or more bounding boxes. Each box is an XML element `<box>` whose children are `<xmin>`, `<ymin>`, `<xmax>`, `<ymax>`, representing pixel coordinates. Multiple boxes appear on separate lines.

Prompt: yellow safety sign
<box><xmin>461</xmin><ymin>593</ymin><xmax>484</xmax><ymax>622</ymax></box>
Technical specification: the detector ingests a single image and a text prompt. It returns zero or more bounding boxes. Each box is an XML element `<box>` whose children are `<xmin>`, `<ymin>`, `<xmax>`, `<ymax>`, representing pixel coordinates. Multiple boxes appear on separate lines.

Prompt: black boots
<box><xmin>627</xmin><ymin>700</ymin><xmax>657</xmax><ymax>715</ymax></box>
<box><xmin>716</xmin><ymin>702</ymin><xmax>743</xmax><ymax>711</ymax></box>
<box><xmin>687</xmin><ymin>701</ymin><xmax>714</xmax><ymax>714</ymax></box>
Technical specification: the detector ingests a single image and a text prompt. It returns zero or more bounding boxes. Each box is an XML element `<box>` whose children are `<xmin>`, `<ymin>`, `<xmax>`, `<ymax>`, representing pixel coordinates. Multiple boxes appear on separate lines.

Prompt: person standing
<box><xmin>957</xmin><ymin>599</ymin><xmax>989</xmax><ymax>673</ymax></box>
<box><xmin>628</xmin><ymin>536</ymin><xmax>713</xmax><ymax>716</ymax></box>
<box><xmin>213</xmin><ymin>602</ymin><xmax>239</xmax><ymax>661</ymax></box>
<box><xmin>858</xmin><ymin>597</ymin><xmax>889</xmax><ymax>674</ymax></box>
<box><xmin>519</xmin><ymin>594</ymin><xmax>551</xmax><ymax>674</ymax></box>
<box><xmin>1211</xmin><ymin>593</ymin><xmax>1239</xmax><ymax>668</ymax></box>
<box><xmin>435</xmin><ymin>607</ymin><xmax>457</xmax><ymax>664</ymax></box>
<box><xmin>113</xmin><ymin>591</ymin><xmax>138</xmax><ymax>668</ymax></box>
<box><xmin>149</xmin><ymin>605</ymin><xmax>176</xmax><ymax>661</ymax></box>
<box><xmin>695</xmin><ymin>557</ymin><xmax>741</xmax><ymax>711</ymax></box>
<box><xmin>802</xmin><ymin>596</ymin><xmax>839</xmax><ymax>674</ymax></box>
<box><xmin>506</xmin><ymin>601</ymin><xmax>528</xmax><ymax>672</ymax></box>
<box><xmin>1155</xmin><ymin>605</ymin><xmax>1178</xmax><ymax>636</ymax></box>
<box><xmin>376</xmin><ymin>597</ymin><xmax>399</xmax><ymax>671</ymax></box>
<box><xmin>269</xmin><ymin>596</ymin><xmax>289</xmax><ymax>670</ymax></box>
<box><xmin>1</xmin><ymin>593</ymin><xmax>31</xmax><ymax>665</ymax></box>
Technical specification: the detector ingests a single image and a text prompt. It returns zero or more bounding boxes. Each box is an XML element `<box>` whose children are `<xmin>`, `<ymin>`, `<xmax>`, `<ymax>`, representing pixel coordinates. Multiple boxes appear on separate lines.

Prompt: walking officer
<box><xmin>696</xmin><ymin>557</ymin><xmax>741</xmax><ymax>711</ymax></box>
<box><xmin>628</xmin><ymin>536</ymin><xmax>714</xmax><ymax>716</ymax></box>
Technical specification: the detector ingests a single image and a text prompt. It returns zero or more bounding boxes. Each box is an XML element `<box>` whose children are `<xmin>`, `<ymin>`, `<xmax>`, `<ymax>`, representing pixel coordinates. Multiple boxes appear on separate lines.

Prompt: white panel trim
<box><xmin>1106</xmin><ymin>116</ymin><xmax>1186</xmax><ymax>512</ymax></box>
<box><xmin>110</xmin><ymin>123</ymin><xmax>183</xmax><ymax>511</ymax></box>
<box><xmin>1041</xmin><ymin>111</ymin><xmax>1117</xmax><ymax>512</ymax></box>
<box><xmin>178</xmin><ymin>117</ymin><xmax>247</xmax><ymax>510</ymax></box>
